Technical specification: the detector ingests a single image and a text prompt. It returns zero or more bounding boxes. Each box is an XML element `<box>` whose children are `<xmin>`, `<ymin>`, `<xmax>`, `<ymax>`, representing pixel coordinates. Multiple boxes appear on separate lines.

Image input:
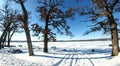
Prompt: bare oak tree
<box><xmin>34</xmin><ymin>0</ymin><xmax>75</xmax><ymax>52</ymax></box>
<box><xmin>12</xmin><ymin>0</ymin><xmax>34</xmax><ymax>56</ymax></box>
<box><xmin>79</xmin><ymin>0</ymin><xmax>120</xmax><ymax>56</ymax></box>
<box><xmin>93</xmin><ymin>0</ymin><xmax>119</xmax><ymax>56</ymax></box>
<box><xmin>0</xmin><ymin>0</ymin><xmax>21</xmax><ymax>48</ymax></box>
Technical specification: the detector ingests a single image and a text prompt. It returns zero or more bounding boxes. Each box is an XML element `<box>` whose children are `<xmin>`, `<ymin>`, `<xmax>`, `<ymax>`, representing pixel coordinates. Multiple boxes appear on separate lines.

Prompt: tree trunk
<box><xmin>110</xmin><ymin>22</ymin><xmax>119</xmax><ymax>56</ymax></box>
<box><xmin>44</xmin><ymin>33</ymin><xmax>48</xmax><ymax>52</ymax></box>
<box><xmin>7</xmin><ymin>29</ymin><xmax>16</xmax><ymax>47</ymax></box>
<box><xmin>43</xmin><ymin>27</ymin><xmax>49</xmax><ymax>53</ymax></box>
<box><xmin>7</xmin><ymin>32</ymin><xmax>10</xmax><ymax>47</ymax></box>
<box><xmin>108</xmin><ymin>15</ymin><xmax>119</xmax><ymax>56</ymax></box>
<box><xmin>2</xmin><ymin>33</ymin><xmax>7</xmax><ymax>48</ymax></box>
<box><xmin>0</xmin><ymin>22</ymin><xmax>11</xmax><ymax>49</ymax></box>
<box><xmin>43</xmin><ymin>10</ymin><xmax>50</xmax><ymax>53</ymax></box>
<box><xmin>7</xmin><ymin>34</ymin><xmax>10</xmax><ymax>47</ymax></box>
<box><xmin>19</xmin><ymin>1</ymin><xmax>34</xmax><ymax>56</ymax></box>
<box><xmin>24</xmin><ymin>23</ymin><xmax>34</xmax><ymax>56</ymax></box>
<box><xmin>0</xmin><ymin>30</ymin><xmax>7</xmax><ymax>49</ymax></box>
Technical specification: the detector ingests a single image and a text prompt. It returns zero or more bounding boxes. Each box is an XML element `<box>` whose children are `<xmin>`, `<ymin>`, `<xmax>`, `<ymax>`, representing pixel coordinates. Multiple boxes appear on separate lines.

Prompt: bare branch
<box><xmin>109</xmin><ymin>0</ymin><xmax>119</xmax><ymax>11</ymax></box>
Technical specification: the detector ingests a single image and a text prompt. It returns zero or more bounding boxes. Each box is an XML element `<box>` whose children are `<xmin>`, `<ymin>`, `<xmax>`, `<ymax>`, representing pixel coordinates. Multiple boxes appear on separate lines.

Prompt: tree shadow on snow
<box><xmin>33</xmin><ymin>53</ymin><xmax>112</xmax><ymax>59</ymax></box>
<box><xmin>33</xmin><ymin>48</ymin><xmax>112</xmax><ymax>66</ymax></box>
<box><xmin>48</xmin><ymin>48</ymin><xmax>112</xmax><ymax>55</ymax></box>
<box><xmin>33</xmin><ymin>47</ymin><xmax>112</xmax><ymax>57</ymax></box>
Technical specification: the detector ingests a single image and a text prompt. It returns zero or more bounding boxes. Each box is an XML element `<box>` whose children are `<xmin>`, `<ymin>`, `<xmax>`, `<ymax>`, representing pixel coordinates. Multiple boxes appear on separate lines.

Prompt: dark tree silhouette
<box><xmin>0</xmin><ymin>0</ymin><xmax>22</xmax><ymax>48</ymax></box>
<box><xmin>79</xmin><ymin>0</ymin><xmax>120</xmax><ymax>56</ymax></box>
<box><xmin>34</xmin><ymin>0</ymin><xmax>75</xmax><ymax>52</ymax></box>
<box><xmin>12</xmin><ymin>0</ymin><xmax>34</xmax><ymax>56</ymax></box>
<box><xmin>93</xmin><ymin>0</ymin><xmax>120</xmax><ymax>56</ymax></box>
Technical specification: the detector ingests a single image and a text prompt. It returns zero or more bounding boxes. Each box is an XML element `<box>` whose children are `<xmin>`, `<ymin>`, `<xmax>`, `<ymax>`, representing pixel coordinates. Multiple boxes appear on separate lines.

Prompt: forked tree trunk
<box><xmin>109</xmin><ymin>16</ymin><xmax>119</xmax><ymax>56</ymax></box>
<box><xmin>0</xmin><ymin>22</ymin><xmax>11</xmax><ymax>49</ymax></box>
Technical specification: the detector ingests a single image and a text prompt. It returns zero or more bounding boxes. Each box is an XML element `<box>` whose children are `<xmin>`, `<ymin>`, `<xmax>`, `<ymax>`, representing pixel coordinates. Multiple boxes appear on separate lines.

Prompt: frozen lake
<box><xmin>10</xmin><ymin>40</ymin><xmax>112</xmax><ymax>49</ymax></box>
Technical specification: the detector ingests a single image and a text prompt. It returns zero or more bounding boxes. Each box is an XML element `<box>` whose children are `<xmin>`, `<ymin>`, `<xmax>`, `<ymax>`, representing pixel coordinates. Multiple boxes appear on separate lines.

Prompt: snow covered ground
<box><xmin>0</xmin><ymin>41</ymin><xmax>120</xmax><ymax>66</ymax></box>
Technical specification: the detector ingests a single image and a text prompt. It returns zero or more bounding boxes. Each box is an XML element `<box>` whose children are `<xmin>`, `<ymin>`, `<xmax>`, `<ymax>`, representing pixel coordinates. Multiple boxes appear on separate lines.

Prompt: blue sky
<box><xmin>0</xmin><ymin>0</ymin><xmax>111</xmax><ymax>40</ymax></box>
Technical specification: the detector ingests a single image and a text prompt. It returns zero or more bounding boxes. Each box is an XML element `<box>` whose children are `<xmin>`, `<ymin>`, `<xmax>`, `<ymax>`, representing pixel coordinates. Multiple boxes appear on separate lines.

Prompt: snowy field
<box><xmin>0</xmin><ymin>41</ymin><xmax>120</xmax><ymax>66</ymax></box>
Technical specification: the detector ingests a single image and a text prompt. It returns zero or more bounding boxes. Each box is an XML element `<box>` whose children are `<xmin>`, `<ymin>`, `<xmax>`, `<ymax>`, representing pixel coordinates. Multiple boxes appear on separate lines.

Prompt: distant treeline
<box><xmin>10</xmin><ymin>38</ymin><xmax>114</xmax><ymax>42</ymax></box>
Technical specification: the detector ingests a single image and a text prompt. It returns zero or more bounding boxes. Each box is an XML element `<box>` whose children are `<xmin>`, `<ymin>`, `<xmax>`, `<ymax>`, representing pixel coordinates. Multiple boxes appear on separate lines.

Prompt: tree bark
<box><xmin>24</xmin><ymin>23</ymin><xmax>34</xmax><ymax>56</ymax></box>
<box><xmin>44</xmin><ymin>33</ymin><xmax>48</xmax><ymax>52</ymax></box>
<box><xmin>109</xmin><ymin>16</ymin><xmax>119</xmax><ymax>56</ymax></box>
<box><xmin>110</xmin><ymin>22</ymin><xmax>119</xmax><ymax>56</ymax></box>
<box><xmin>19</xmin><ymin>1</ymin><xmax>34</xmax><ymax>56</ymax></box>
<box><xmin>43</xmin><ymin>22</ymin><xmax>49</xmax><ymax>53</ymax></box>
<box><xmin>0</xmin><ymin>22</ymin><xmax>11</xmax><ymax>49</ymax></box>
<box><xmin>7</xmin><ymin>28</ymin><xmax>16</xmax><ymax>47</ymax></box>
<box><xmin>2</xmin><ymin>33</ymin><xmax>7</xmax><ymax>48</ymax></box>
<box><xmin>43</xmin><ymin>9</ymin><xmax>50</xmax><ymax>53</ymax></box>
<box><xmin>7</xmin><ymin>31</ymin><xmax>10</xmax><ymax>47</ymax></box>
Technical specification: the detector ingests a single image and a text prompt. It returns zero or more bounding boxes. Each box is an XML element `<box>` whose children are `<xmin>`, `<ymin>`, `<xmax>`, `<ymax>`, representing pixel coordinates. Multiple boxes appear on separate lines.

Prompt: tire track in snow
<box><xmin>53</xmin><ymin>48</ymin><xmax>81</xmax><ymax>66</ymax></box>
<box><xmin>75</xmin><ymin>49</ymin><xmax>95</xmax><ymax>66</ymax></box>
<box><xmin>53</xmin><ymin>52</ymin><xmax>71</xmax><ymax>66</ymax></box>
<box><xmin>53</xmin><ymin>48</ymin><xmax>95</xmax><ymax>66</ymax></box>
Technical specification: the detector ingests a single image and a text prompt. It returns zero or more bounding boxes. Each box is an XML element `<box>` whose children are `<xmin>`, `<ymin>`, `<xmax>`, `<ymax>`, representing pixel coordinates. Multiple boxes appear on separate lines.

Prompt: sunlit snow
<box><xmin>0</xmin><ymin>41</ymin><xmax>120</xmax><ymax>66</ymax></box>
